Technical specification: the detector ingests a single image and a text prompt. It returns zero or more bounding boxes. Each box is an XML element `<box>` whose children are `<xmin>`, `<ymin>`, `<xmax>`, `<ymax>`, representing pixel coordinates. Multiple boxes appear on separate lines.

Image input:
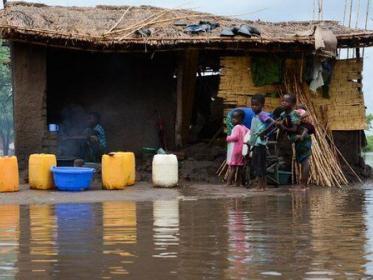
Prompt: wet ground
<box><xmin>0</xmin><ymin>183</ymin><xmax>373</xmax><ymax>279</ymax></box>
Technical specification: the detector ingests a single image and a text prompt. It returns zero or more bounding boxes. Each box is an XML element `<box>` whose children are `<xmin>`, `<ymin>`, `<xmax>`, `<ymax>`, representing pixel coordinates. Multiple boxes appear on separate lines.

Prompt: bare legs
<box><xmin>291</xmin><ymin>158</ymin><xmax>310</xmax><ymax>191</ymax></box>
<box><xmin>226</xmin><ymin>166</ymin><xmax>244</xmax><ymax>187</ymax></box>
<box><xmin>256</xmin><ymin>176</ymin><xmax>267</xmax><ymax>191</ymax></box>
<box><xmin>300</xmin><ymin>158</ymin><xmax>310</xmax><ymax>190</ymax></box>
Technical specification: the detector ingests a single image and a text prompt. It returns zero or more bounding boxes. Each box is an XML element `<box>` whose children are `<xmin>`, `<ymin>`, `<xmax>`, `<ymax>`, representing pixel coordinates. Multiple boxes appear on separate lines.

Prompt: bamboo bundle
<box><xmin>282</xmin><ymin>73</ymin><xmax>349</xmax><ymax>187</ymax></box>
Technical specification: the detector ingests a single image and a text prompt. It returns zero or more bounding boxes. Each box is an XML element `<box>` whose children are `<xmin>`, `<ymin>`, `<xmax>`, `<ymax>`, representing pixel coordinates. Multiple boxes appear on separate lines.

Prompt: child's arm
<box><xmin>279</xmin><ymin>123</ymin><xmax>298</xmax><ymax>133</ymax></box>
<box><xmin>258</xmin><ymin>118</ymin><xmax>276</xmax><ymax>139</ymax></box>
<box><xmin>226</xmin><ymin>127</ymin><xmax>239</xmax><ymax>142</ymax></box>
<box><xmin>296</xmin><ymin>127</ymin><xmax>309</xmax><ymax>141</ymax></box>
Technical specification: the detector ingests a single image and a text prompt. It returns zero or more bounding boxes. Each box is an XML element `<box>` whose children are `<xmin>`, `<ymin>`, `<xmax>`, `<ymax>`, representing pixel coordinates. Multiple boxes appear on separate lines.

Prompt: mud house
<box><xmin>0</xmin><ymin>2</ymin><xmax>373</xmax><ymax>176</ymax></box>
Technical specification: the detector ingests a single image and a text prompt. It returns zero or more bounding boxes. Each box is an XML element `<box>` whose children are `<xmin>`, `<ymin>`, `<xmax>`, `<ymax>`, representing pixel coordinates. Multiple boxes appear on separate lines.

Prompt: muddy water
<box><xmin>0</xmin><ymin>188</ymin><xmax>373</xmax><ymax>279</ymax></box>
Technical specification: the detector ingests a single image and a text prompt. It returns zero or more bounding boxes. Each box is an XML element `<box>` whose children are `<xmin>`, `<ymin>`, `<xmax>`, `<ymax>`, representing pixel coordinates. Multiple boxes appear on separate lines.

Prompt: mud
<box><xmin>0</xmin><ymin>182</ymin><xmax>309</xmax><ymax>205</ymax></box>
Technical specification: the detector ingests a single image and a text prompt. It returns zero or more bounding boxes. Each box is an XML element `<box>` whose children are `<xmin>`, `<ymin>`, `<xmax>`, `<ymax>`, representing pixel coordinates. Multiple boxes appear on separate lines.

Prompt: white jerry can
<box><xmin>152</xmin><ymin>154</ymin><xmax>178</xmax><ymax>187</ymax></box>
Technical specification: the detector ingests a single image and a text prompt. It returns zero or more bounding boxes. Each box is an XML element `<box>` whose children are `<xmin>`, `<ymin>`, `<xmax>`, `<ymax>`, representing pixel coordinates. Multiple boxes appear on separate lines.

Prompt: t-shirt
<box><xmin>93</xmin><ymin>124</ymin><xmax>107</xmax><ymax>149</ymax></box>
<box><xmin>249</xmin><ymin>111</ymin><xmax>271</xmax><ymax>147</ymax></box>
<box><xmin>280</xmin><ymin>110</ymin><xmax>302</xmax><ymax>143</ymax></box>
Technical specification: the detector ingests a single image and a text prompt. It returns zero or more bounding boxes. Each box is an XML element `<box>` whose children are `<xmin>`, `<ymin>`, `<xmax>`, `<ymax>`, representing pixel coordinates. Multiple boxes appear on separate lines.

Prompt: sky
<box><xmin>4</xmin><ymin>0</ymin><xmax>373</xmax><ymax>111</ymax></box>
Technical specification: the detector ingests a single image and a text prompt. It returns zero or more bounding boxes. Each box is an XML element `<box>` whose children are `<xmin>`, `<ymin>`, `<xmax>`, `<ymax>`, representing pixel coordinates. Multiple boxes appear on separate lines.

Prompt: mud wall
<box><xmin>11</xmin><ymin>42</ymin><xmax>47</xmax><ymax>167</ymax></box>
<box><xmin>47</xmin><ymin>49</ymin><xmax>177</xmax><ymax>153</ymax></box>
<box><xmin>332</xmin><ymin>131</ymin><xmax>367</xmax><ymax>174</ymax></box>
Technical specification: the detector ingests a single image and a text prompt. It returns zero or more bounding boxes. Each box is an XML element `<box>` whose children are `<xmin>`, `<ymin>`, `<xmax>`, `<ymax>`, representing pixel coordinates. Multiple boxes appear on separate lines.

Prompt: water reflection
<box><xmin>102</xmin><ymin>202</ymin><xmax>137</xmax><ymax>277</ymax></box>
<box><xmin>309</xmin><ymin>189</ymin><xmax>366</xmax><ymax>278</ymax></box>
<box><xmin>153</xmin><ymin>200</ymin><xmax>179</xmax><ymax>258</ymax></box>
<box><xmin>55</xmin><ymin>203</ymin><xmax>102</xmax><ymax>278</ymax></box>
<box><xmin>365</xmin><ymin>188</ymin><xmax>373</xmax><ymax>275</ymax></box>
<box><xmin>0</xmin><ymin>205</ymin><xmax>19</xmax><ymax>278</ymax></box>
<box><xmin>29</xmin><ymin>205</ymin><xmax>57</xmax><ymax>276</ymax></box>
<box><xmin>0</xmin><ymin>188</ymin><xmax>370</xmax><ymax>278</ymax></box>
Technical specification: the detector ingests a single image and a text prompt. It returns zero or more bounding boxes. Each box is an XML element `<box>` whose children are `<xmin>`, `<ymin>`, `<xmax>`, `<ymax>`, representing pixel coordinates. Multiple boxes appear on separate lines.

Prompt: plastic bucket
<box><xmin>51</xmin><ymin>167</ymin><xmax>94</xmax><ymax>191</ymax></box>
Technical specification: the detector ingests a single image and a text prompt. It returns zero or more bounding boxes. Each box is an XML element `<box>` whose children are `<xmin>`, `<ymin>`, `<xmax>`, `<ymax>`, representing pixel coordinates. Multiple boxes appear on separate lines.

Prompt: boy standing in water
<box><xmin>277</xmin><ymin>95</ymin><xmax>312</xmax><ymax>190</ymax></box>
<box><xmin>249</xmin><ymin>94</ymin><xmax>274</xmax><ymax>191</ymax></box>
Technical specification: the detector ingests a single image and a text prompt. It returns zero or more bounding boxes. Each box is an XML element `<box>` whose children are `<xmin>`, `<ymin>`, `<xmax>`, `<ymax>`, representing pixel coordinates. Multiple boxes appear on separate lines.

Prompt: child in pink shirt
<box><xmin>226</xmin><ymin>110</ymin><xmax>249</xmax><ymax>186</ymax></box>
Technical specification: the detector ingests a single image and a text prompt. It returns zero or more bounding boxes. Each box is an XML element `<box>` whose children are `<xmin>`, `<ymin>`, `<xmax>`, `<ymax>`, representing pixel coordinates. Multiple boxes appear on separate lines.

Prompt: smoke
<box><xmin>56</xmin><ymin>104</ymin><xmax>89</xmax><ymax>158</ymax></box>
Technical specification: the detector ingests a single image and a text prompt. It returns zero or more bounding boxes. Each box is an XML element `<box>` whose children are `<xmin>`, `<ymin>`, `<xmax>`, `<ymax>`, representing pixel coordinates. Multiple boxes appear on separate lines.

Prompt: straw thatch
<box><xmin>1</xmin><ymin>2</ymin><xmax>373</xmax><ymax>51</ymax></box>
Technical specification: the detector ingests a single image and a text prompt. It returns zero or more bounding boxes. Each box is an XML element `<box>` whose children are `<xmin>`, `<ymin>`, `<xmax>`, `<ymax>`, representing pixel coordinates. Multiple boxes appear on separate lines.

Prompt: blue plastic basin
<box><xmin>51</xmin><ymin>167</ymin><xmax>95</xmax><ymax>191</ymax></box>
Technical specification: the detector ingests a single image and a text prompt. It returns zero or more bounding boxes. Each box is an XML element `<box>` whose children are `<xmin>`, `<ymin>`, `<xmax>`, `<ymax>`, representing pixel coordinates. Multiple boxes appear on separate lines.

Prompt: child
<box><xmin>226</xmin><ymin>110</ymin><xmax>249</xmax><ymax>186</ymax></box>
<box><xmin>294</xmin><ymin>105</ymin><xmax>315</xmax><ymax>142</ymax></box>
<box><xmin>277</xmin><ymin>95</ymin><xmax>312</xmax><ymax>190</ymax></box>
<box><xmin>249</xmin><ymin>94</ymin><xmax>275</xmax><ymax>191</ymax></box>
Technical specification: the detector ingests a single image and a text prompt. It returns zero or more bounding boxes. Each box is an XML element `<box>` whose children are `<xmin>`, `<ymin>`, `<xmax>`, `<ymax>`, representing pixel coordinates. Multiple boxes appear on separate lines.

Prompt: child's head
<box><xmin>281</xmin><ymin>94</ymin><xmax>297</xmax><ymax>111</ymax></box>
<box><xmin>251</xmin><ymin>94</ymin><xmax>265</xmax><ymax>114</ymax></box>
<box><xmin>232</xmin><ymin>109</ymin><xmax>245</xmax><ymax>126</ymax></box>
<box><xmin>88</xmin><ymin>112</ymin><xmax>100</xmax><ymax>127</ymax></box>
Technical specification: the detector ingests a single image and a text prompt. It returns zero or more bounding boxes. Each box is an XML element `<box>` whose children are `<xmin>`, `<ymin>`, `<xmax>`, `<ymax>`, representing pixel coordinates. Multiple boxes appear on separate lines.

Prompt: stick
<box><xmin>326</xmin><ymin>134</ymin><xmax>363</xmax><ymax>183</ymax></box>
<box><xmin>119</xmin><ymin>8</ymin><xmax>173</xmax><ymax>40</ymax></box>
<box><xmin>218</xmin><ymin>162</ymin><xmax>228</xmax><ymax>177</ymax></box>
<box><xmin>105</xmin><ymin>6</ymin><xmax>132</xmax><ymax>34</ymax></box>
<box><xmin>216</xmin><ymin>160</ymin><xmax>226</xmax><ymax>175</ymax></box>
<box><xmin>208</xmin><ymin>126</ymin><xmax>223</xmax><ymax>147</ymax></box>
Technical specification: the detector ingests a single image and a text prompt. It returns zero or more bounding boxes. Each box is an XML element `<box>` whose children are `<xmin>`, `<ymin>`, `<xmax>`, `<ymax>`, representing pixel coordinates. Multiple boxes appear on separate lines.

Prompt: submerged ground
<box><xmin>0</xmin><ymin>181</ymin><xmax>372</xmax><ymax>278</ymax></box>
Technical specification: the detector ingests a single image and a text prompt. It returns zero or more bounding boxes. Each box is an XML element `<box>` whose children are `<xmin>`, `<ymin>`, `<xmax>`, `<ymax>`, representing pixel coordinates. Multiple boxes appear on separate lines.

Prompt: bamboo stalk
<box><xmin>217</xmin><ymin>160</ymin><xmax>226</xmax><ymax>175</ymax></box>
<box><xmin>105</xmin><ymin>6</ymin><xmax>132</xmax><ymax>34</ymax></box>
<box><xmin>120</xmin><ymin>7</ymin><xmax>181</xmax><ymax>40</ymax></box>
<box><xmin>282</xmin><ymin>71</ymin><xmax>349</xmax><ymax>187</ymax></box>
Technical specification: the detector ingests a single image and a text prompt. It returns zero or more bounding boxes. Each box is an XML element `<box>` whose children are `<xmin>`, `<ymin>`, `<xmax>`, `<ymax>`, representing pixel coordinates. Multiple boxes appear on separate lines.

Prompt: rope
<box><xmin>343</xmin><ymin>0</ymin><xmax>348</xmax><ymax>25</ymax></box>
<box><xmin>319</xmin><ymin>0</ymin><xmax>323</xmax><ymax>20</ymax></box>
<box><xmin>347</xmin><ymin>0</ymin><xmax>354</xmax><ymax>58</ymax></box>
<box><xmin>356</xmin><ymin>0</ymin><xmax>361</xmax><ymax>28</ymax></box>
<box><xmin>313</xmin><ymin>0</ymin><xmax>317</xmax><ymax>20</ymax></box>
<box><xmin>349</xmin><ymin>0</ymin><xmax>354</xmax><ymax>27</ymax></box>
<box><xmin>363</xmin><ymin>0</ymin><xmax>371</xmax><ymax>57</ymax></box>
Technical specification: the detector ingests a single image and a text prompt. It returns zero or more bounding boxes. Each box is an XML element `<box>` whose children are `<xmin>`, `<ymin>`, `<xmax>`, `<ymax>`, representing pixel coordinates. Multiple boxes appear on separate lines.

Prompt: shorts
<box><xmin>251</xmin><ymin>145</ymin><xmax>267</xmax><ymax>178</ymax></box>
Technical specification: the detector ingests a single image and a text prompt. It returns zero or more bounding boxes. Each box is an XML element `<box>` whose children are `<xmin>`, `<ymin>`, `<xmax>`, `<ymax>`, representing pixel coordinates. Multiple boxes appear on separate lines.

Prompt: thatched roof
<box><xmin>0</xmin><ymin>2</ymin><xmax>373</xmax><ymax>51</ymax></box>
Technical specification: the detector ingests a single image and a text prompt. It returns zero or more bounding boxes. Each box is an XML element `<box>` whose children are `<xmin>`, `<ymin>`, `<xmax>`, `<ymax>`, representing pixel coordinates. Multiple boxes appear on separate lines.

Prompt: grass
<box><xmin>364</xmin><ymin>135</ymin><xmax>373</xmax><ymax>152</ymax></box>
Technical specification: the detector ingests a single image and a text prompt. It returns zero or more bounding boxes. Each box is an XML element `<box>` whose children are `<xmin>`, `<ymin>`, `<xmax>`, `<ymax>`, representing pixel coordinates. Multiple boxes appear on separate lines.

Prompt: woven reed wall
<box><xmin>312</xmin><ymin>59</ymin><xmax>366</xmax><ymax>130</ymax></box>
<box><xmin>218</xmin><ymin>56</ymin><xmax>280</xmax><ymax>117</ymax></box>
<box><xmin>218</xmin><ymin>56</ymin><xmax>366</xmax><ymax>131</ymax></box>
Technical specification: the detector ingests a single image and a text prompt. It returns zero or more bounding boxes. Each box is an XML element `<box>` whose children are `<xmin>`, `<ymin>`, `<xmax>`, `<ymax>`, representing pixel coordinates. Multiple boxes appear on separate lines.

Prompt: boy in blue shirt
<box><xmin>249</xmin><ymin>94</ymin><xmax>275</xmax><ymax>191</ymax></box>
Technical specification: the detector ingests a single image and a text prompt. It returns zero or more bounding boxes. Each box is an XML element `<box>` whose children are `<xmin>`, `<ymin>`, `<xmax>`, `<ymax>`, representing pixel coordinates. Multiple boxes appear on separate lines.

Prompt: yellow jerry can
<box><xmin>0</xmin><ymin>156</ymin><xmax>19</xmax><ymax>192</ymax></box>
<box><xmin>29</xmin><ymin>154</ymin><xmax>57</xmax><ymax>190</ymax></box>
<box><xmin>102</xmin><ymin>153</ymin><xmax>130</xmax><ymax>190</ymax></box>
<box><xmin>116</xmin><ymin>152</ymin><xmax>136</xmax><ymax>186</ymax></box>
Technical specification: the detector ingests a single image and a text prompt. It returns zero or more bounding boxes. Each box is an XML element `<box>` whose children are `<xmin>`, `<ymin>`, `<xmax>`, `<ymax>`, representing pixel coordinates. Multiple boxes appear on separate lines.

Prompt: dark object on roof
<box><xmin>0</xmin><ymin>2</ymin><xmax>372</xmax><ymax>51</ymax></box>
<box><xmin>237</xmin><ymin>25</ymin><xmax>252</xmax><ymax>37</ymax></box>
<box><xmin>220</xmin><ymin>27</ymin><xmax>235</xmax><ymax>37</ymax></box>
<box><xmin>136</xmin><ymin>28</ymin><xmax>151</xmax><ymax>37</ymax></box>
<box><xmin>185</xmin><ymin>21</ymin><xmax>219</xmax><ymax>34</ymax></box>
<box><xmin>185</xmin><ymin>24</ymin><xmax>209</xmax><ymax>33</ymax></box>
<box><xmin>199</xmin><ymin>20</ymin><xmax>219</xmax><ymax>30</ymax></box>
<box><xmin>248</xmin><ymin>26</ymin><xmax>261</xmax><ymax>36</ymax></box>
<box><xmin>221</xmin><ymin>25</ymin><xmax>261</xmax><ymax>37</ymax></box>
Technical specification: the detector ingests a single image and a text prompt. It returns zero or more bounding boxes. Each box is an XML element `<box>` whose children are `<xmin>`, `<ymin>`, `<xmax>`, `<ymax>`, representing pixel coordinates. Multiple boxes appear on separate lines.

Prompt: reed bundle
<box><xmin>282</xmin><ymin>73</ymin><xmax>349</xmax><ymax>187</ymax></box>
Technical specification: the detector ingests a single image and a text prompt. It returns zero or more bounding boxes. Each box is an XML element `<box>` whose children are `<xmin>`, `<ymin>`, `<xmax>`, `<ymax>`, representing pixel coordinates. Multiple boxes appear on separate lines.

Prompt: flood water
<box><xmin>1</xmin><ymin>187</ymin><xmax>373</xmax><ymax>279</ymax></box>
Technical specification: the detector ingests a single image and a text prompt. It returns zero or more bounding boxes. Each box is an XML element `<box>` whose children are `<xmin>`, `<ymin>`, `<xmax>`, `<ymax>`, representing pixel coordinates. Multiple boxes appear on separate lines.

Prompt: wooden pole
<box><xmin>175</xmin><ymin>49</ymin><xmax>199</xmax><ymax>147</ymax></box>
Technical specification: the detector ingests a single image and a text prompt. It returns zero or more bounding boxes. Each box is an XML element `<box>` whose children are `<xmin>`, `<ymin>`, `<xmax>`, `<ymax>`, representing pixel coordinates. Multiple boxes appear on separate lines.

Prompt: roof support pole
<box><xmin>175</xmin><ymin>49</ymin><xmax>199</xmax><ymax>147</ymax></box>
